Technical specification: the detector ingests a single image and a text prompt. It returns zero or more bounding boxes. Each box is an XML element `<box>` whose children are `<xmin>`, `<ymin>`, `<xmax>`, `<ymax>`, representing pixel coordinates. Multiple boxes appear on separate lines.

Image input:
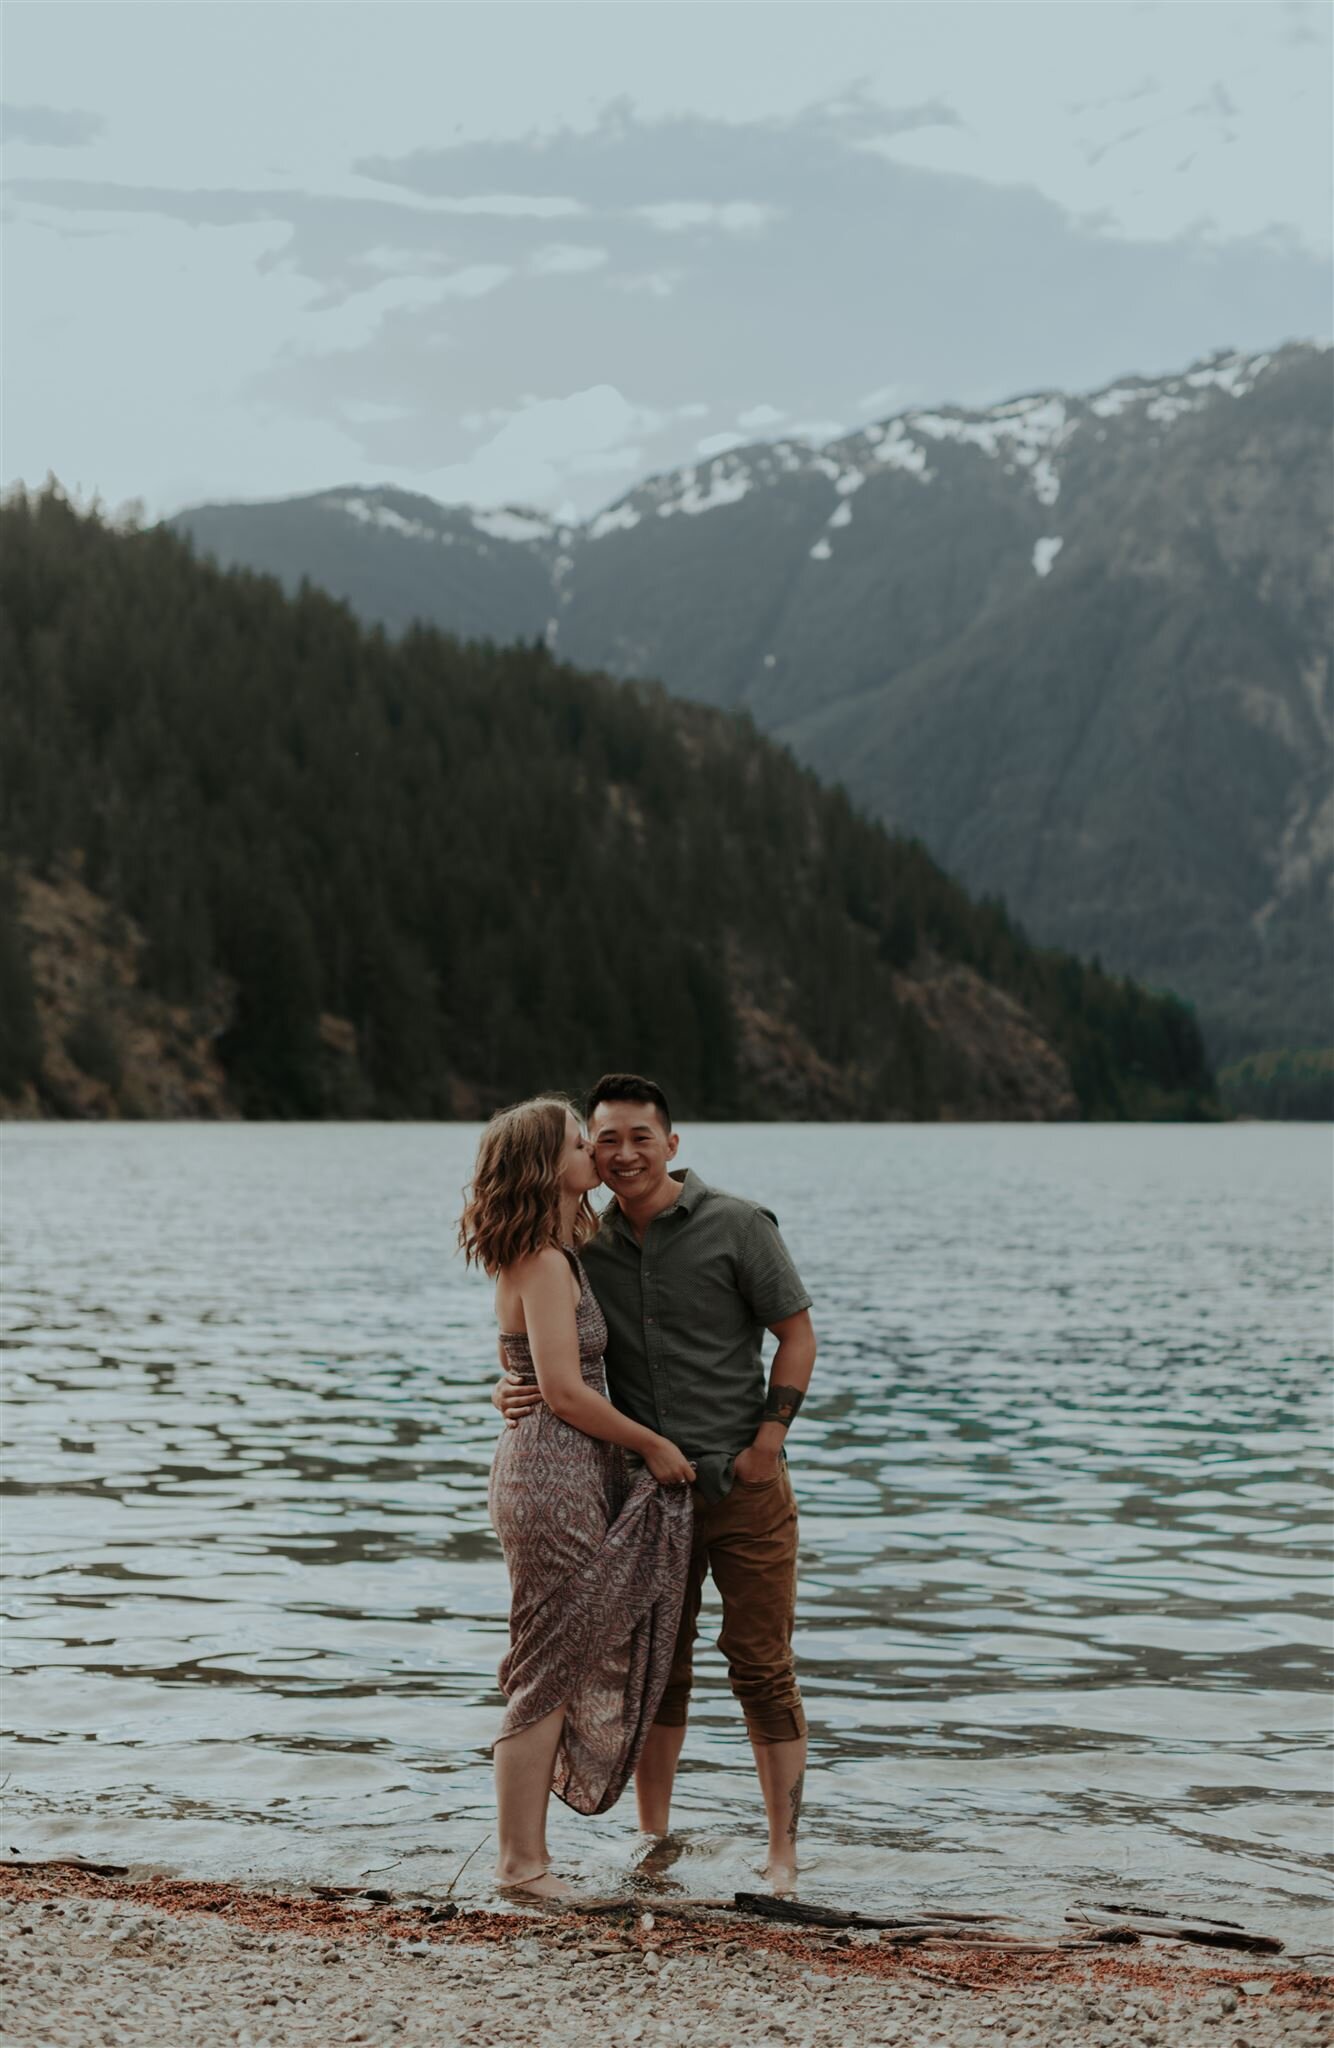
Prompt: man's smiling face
<box><xmin>589</xmin><ymin>1098</ymin><xmax>679</xmax><ymax>1200</ymax></box>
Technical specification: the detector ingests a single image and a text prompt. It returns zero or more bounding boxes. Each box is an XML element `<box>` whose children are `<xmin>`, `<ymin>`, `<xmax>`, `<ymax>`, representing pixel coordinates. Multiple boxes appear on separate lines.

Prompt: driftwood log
<box><xmin>732</xmin><ymin>1892</ymin><xmax>1005</xmax><ymax>1930</ymax></box>
<box><xmin>1067</xmin><ymin>1906</ymin><xmax>1284</xmax><ymax>1956</ymax></box>
<box><xmin>2</xmin><ymin>1859</ymin><xmax>129</xmax><ymax>1878</ymax></box>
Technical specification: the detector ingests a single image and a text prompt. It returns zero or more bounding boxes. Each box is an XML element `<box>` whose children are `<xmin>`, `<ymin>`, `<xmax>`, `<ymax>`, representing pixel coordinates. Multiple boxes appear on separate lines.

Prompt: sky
<box><xmin>3</xmin><ymin>1</ymin><xmax>1330</xmax><ymax>520</ymax></box>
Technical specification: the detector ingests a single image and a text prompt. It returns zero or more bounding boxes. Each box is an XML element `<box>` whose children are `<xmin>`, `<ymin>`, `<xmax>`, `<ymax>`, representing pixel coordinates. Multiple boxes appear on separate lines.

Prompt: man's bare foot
<box><xmin>495</xmin><ymin>1868</ymin><xmax>578</xmax><ymax>1903</ymax></box>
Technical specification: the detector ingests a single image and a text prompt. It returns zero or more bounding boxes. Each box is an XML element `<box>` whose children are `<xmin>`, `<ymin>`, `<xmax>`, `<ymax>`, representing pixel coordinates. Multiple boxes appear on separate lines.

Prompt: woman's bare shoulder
<box><xmin>501</xmin><ymin>1246</ymin><xmax>569</xmax><ymax>1285</ymax></box>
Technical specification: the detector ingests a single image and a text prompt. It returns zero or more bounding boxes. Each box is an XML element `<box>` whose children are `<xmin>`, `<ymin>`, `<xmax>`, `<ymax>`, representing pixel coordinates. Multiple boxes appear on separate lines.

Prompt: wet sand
<box><xmin>4</xmin><ymin>1865</ymin><xmax>1329</xmax><ymax>2048</ymax></box>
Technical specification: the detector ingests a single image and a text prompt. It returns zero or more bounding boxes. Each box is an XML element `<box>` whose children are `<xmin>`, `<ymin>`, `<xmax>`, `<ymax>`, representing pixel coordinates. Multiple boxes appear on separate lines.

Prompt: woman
<box><xmin>459</xmin><ymin>1095</ymin><xmax>695</xmax><ymax>1899</ymax></box>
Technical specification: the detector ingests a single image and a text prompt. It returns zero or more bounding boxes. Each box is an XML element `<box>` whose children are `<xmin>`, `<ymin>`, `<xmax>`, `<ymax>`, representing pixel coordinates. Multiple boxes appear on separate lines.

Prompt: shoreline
<box><xmin>5</xmin><ymin>1865</ymin><xmax>1329</xmax><ymax>2048</ymax></box>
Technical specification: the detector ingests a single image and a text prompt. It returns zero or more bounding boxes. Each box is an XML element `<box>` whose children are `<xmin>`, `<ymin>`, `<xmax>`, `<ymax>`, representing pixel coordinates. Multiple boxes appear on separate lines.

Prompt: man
<box><xmin>495</xmin><ymin>1072</ymin><xmax>817</xmax><ymax>1887</ymax></box>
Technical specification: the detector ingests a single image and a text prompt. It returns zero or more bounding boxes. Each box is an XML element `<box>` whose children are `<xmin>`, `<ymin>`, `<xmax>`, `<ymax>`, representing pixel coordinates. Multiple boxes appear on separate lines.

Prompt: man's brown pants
<box><xmin>653</xmin><ymin>1463</ymin><xmax>806</xmax><ymax>1745</ymax></box>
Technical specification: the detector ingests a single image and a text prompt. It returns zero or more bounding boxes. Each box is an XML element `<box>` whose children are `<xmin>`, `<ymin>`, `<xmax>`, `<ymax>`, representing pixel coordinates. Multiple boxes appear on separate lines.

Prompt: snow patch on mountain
<box><xmin>1087</xmin><ymin>349</ymin><xmax>1275</xmax><ymax>427</ymax></box>
<box><xmin>1033</xmin><ymin>536</ymin><xmax>1064</xmax><ymax>577</ymax></box>
<box><xmin>908</xmin><ymin>395</ymin><xmax>1072</xmax><ymax>504</ymax></box>
<box><xmin>809</xmin><ymin>537</ymin><xmax>833</xmax><ymax>561</ymax></box>
<box><xmin>335</xmin><ymin>495</ymin><xmax>444</xmax><ymax>543</ymax></box>
<box><xmin>868</xmin><ymin>420</ymin><xmax>932</xmax><ymax>480</ymax></box>
<box><xmin>1089</xmin><ymin>386</ymin><xmax>1140</xmax><ymax>420</ymax></box>
<box><xmin>588</xmin><ymin>501</ymin><xmax>642</xmax><ymax>540</ymax></box>
<box><xmin>472</xmin><ymin>509</ymin><xmax>555</xmax><ymax>544</ymax></box>
<box><xmin>656</xmin><ymin>463</ymin><xmax>752</xmax><ymax>517</ymax></box>
<box><xmin>324</xmin><ymin>347</ymin><xmax>1305</xmax><ymax>572</ymax></box>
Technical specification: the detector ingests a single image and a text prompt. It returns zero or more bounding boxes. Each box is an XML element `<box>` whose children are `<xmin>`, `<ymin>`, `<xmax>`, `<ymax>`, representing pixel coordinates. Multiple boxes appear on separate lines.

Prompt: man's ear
<box><xmin>666</xmin><ymin>1130</ymin><xmax>680</xmax><ymax>1160</ymax></box>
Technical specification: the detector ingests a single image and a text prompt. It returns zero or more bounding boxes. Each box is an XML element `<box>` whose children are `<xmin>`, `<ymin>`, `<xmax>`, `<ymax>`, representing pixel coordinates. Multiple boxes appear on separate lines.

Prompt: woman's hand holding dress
<box><xmin>643</xmin><ymin>1437</ymin><xmax>696</xmax><ymax>1486</ymax></box>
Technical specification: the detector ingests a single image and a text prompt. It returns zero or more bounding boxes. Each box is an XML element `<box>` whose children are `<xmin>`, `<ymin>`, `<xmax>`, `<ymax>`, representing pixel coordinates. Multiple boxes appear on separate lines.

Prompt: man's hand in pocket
<box><xmin>732</xmin><ymin>1443</ymin><xmax>782</xmax><ymax>1486</ymax></box>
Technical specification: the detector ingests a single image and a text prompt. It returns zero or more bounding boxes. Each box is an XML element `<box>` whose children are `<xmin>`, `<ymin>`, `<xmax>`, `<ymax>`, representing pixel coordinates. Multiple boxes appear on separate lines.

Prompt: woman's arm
<box><xmin>510</xmin><ymin>1251</ymin><xmax>695</xmax><ymax>1484</ymax></box>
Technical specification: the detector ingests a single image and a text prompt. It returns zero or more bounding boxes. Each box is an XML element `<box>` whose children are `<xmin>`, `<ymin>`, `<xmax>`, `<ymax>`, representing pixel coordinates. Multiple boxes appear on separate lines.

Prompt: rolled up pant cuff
<box><xmin>652</xmin><ymin>1695</ymin><xmax>806</xmax><ymax>1742</ymax></box>
<box><xmin>744</xmin><ymin>1703</ymin><xmax>807</xmax><ymax>1745</ymax></box>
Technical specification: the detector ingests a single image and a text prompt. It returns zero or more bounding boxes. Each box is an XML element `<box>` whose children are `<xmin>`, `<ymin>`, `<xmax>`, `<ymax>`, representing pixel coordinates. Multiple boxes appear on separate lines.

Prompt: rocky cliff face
<box><xmin>3</xmin><ymin>870</ymin><xmax>238</xmax><ymax>1120</ymax></box>
<box><xmin>174</xmin><ymin>342</ymin><xmax>1332</xmax><ymax>1058</ymax></box>
<box><xmin>3</xmin><ymin>873</ymin><xmax>1079</xmax><ymax>1124</ymax></box>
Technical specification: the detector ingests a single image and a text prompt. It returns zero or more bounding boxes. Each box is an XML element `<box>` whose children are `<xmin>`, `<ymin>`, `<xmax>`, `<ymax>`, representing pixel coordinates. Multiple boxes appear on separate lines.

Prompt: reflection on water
<box><xmin>2</xmin><ymin>1125</ymin><xmax>1331</xmax><ymax>1937</ymax></box>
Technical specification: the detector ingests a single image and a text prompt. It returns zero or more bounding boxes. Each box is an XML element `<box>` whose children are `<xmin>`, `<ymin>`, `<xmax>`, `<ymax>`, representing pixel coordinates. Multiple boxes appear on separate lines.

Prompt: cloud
<box><xmin>856</xmin><ymin>383</ymin><xmax>909</xmax><ymax>414</ymax></box>
<box><xmin>611</xmin><ymin>270</ymin><xmax>679</xmax><ymax>298</ymax></box>
<box><xmin>1081</xmin><ymin>124</ymin><xmax>1150</xmax><ymax>170</ymax></box>
<box><xmin>531</xmin><ymin>243</ymin><xmax>609</xmax><ymax>275</ymax></box>
<box><xmin>1066</xmin><ymin>76</ymin><xmax>1157</xmax><ymax>117</ymax></box>
<box><xmin>635</xmin><ymin>201</ymin><xmax>780</xmax><ymax>234</ymax></box>
<box><xmin>416</xmin><ymin>385</ymin><xmax>666</xmax><ymax>505</ymax></box>
<box><xmin>787</xmin><ymin>420</ymin><xmax>846</xmax><ymax>443</ymax></box>
<box><xmin>737</xmin><ymin>404</ymin><xmax>785</xmax><ymax>430</ymax></box>
<box><xmin>1191</xmin><ymin>82</ymin><xmax>1241</xmax><ymax>122</ymax></box>
<box><xmin>9</xmin><ymin>88</ymin><xmax>1330</xmax><ymax>514</ymax></box>
<box><xmin>437</xmin><ymin>264</ymin><xmax>512</xmax><ymax>299</ymax></box>
<box><xmin>1279</xmin><ymin>3</ymin><xmax>1323</xmax><ymax>47</ymax></box>
<box><xmin>2</xmin><ymin>102</ymin><xmax>105</xmax><ymax>148</ymax></box>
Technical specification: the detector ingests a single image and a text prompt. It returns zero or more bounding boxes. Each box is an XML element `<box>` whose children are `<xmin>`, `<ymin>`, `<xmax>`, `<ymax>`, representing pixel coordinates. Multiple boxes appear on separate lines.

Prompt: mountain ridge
<box><xmin>172</xmin><ymin>340</ymin><xmax>1334</xmax><ymax>1060</ymax></box>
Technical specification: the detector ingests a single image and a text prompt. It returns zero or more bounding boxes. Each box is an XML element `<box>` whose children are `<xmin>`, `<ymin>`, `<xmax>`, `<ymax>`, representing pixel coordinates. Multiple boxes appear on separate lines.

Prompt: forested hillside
<box><xmin>176</xmin><ymin>342</ymin><xmax>1332</xmax><ymax>1063</ymax></box>
<box><xmin>1</xmin><ymin>490</ymin><xmax>1215</xmax><ymax>1122</ymax></box>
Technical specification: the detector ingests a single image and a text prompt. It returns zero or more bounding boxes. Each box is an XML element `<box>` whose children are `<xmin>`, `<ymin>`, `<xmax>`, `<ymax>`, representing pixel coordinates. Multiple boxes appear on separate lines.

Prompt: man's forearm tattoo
<box><xmin>764</xmin><ymin>1383</ymin><xmax>806</xmax><ymax>1427</ymax></box>
<box><xmin>787</xmin><ymin>1769</ymin><xmax>804</xmax><ymax>1842</ymax></box>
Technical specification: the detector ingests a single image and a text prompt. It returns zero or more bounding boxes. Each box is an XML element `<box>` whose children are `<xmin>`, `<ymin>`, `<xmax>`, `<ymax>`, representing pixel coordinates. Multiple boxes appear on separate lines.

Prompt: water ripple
<box><xmin>2</xmin><ymin>1124</ymin><xmax>1330</xmax><ymax>1934</ymax></box>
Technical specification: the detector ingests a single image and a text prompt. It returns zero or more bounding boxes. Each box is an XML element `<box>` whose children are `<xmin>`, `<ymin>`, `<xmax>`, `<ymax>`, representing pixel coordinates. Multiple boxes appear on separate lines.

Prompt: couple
<box><xmin>458</xmin><ymin>1072</ymin><xmax>817</xmax><ymax>1901</ymax></box>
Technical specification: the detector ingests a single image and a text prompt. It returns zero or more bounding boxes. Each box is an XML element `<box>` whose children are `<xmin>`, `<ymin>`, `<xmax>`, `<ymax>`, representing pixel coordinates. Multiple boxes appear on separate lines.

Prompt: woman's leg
<box><xmin>494</xmin><ymin>1703</ymin><xmax>566</xmax><ymax>1887</ymax></box>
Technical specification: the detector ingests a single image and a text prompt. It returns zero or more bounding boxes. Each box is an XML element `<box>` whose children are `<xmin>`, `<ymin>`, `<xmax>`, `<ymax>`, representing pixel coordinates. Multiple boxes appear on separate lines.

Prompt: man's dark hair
<box><xmin>585</xmin><ymin>1073</ymin><xmax>673</xmax><ymax>1134</ymax></box>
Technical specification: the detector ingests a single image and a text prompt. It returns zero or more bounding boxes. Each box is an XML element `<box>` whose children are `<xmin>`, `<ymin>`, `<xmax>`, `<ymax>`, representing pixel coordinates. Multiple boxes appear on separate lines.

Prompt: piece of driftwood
<box><xmin>1067</xmin><ymin>1907</ymin><xmax>1283</xmax><ymax>1956</ymax></box>
<box><xmin>937</xmin><ymin>1936</ymin><xmax>1136</xmax><ymax>1956</ymax></box>
<box><xmin>731</xmin><ymin>1892</ymin><xmax>1004</xmax><ymax>1930</ymax></box>
<box><xmin>1085</xmin><ymin>1900</ymin><xmax>1244</xmax><ymax>1931</ymax></box>
<box><xmin>903</xmin><ymin>1965</ymin><xmax>968</xmax><ymax>1990</ymax></box>
<box><xmin>1</xmin><ymin>1858</ymin><xmax>129</xmax><ymax>1878</ymax></box>
<box><xmin>921</xmin><ymin>1926</ymin><xmax>1138</xmax><ymax>1951</ymax></box>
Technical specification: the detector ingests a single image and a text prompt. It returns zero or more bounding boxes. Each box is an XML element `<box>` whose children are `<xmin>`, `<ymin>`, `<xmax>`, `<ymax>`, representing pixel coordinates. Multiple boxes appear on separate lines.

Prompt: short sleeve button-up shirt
<box><xmin>581</xmin><ymin>1168</ymin><xmax>812</xmax><ymax>1468</ymax></box>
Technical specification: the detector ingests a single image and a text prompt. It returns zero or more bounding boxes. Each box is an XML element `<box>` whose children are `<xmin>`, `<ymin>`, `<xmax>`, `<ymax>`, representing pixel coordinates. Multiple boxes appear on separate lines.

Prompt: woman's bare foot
<box><xmin>761</xmin><ymin>1857</ymin><xmax>798</xmax><ymax>1895</ymax></box>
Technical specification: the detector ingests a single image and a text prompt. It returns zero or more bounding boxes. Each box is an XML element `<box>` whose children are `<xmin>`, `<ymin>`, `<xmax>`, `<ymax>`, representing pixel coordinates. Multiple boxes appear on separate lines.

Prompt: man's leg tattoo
<box><xmin>786</xmin><ymin>1768</ymin><xmax>805</xmax><ymax>1842</ymax></box>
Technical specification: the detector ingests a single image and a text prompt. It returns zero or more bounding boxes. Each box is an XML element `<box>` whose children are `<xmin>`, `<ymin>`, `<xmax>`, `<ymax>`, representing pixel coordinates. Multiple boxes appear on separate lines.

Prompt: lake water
<box><xmin>3</xmin><ymin>1125</ymin><xmax>1331</xmax><ymax>1942</ymax></box>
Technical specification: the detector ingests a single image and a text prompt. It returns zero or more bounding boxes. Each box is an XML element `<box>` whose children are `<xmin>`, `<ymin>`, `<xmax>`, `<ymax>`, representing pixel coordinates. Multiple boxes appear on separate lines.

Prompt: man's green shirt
<box><xmin>581</xmin><ymin>1168</ymin><xmax>811</xmax><ymax>1496</ymax></box>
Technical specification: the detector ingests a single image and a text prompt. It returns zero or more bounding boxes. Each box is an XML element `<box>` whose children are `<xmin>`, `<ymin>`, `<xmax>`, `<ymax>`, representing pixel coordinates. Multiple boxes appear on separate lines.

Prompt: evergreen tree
<box><xmin>0</xmin><ymin>488</ymin><xmax>1219</xmax><ymax>1122</ymax></box>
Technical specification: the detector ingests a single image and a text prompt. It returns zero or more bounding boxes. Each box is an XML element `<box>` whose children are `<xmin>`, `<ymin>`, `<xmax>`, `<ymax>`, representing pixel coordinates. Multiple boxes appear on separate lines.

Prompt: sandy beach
<box><xmin>5</xmin><ymin>1866</ymin><xmax>1329</xmax><ymax>2048</ymax></box>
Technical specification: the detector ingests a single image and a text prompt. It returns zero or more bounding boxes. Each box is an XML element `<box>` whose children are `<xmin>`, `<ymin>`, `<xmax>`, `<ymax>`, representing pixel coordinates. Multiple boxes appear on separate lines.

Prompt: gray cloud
<box><xmin>10</xmin><ymin>90</ymin><xmax>1331</xmax><ymax>510</ymax></box>
<box><xmin>1191</xmin><ymin>82</ymin><xmax>1241</xmax><ymax>121</ymax></box>
<box><xmin>2</xmin><ymin>102</ymin><xmax>105</xmax><ymax>148</ymax></box>
<box><xmin>1279</xmin><ymin>3</ymin><xmax>1323</xmax><ymax>46</ymax></box>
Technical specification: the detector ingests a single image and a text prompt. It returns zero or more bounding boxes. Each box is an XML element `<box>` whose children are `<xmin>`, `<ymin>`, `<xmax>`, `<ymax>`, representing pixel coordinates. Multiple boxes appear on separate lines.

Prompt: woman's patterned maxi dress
<box><xmin>488</xmin><ymin>1250</ymin><xmax>692</xmax><ymax>1816</ymax></box>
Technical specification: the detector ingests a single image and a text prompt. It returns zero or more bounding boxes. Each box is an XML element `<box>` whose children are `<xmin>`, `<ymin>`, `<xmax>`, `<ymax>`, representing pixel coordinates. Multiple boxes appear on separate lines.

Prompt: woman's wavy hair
<box><xmin>458</xmin><ymin>1094</ymin><xmax>597</xmax><ymax>1277</ymax></box>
